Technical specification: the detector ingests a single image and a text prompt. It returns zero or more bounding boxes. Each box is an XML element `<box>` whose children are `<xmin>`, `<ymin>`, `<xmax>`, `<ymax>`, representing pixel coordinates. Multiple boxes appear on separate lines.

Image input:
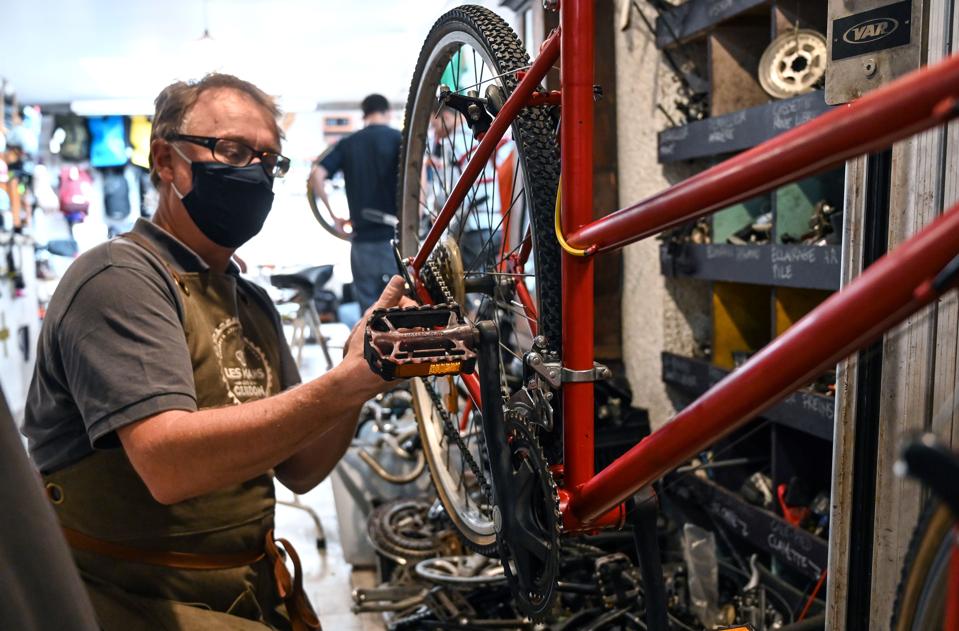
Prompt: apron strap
<box><xmin>61</xmin><ymin>526</ymin><xmax>265</xmax><ymax>570</ymax></box>
<box><xmin>265</xmin><ymin>531</ymin><xmax>322</xmax><ymax>631</ymax></box>
<box><xmin>118</xmin><ymin>230</ymin><xmax>190</xmax><ymax>295</ymax></box>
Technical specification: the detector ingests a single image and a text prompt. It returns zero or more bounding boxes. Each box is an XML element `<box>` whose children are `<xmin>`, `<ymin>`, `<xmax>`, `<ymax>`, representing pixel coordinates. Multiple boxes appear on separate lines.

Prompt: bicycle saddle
<box><xmin>270</xmin><ymin>265</ymin><xmax>334</xmax><ymax>294</ymax></box>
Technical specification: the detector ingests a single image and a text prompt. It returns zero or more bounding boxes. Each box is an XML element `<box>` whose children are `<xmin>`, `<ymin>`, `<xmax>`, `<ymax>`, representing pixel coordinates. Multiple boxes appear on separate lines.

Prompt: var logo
<box><xmin>842</xmin><ymin>17</ymin><xmax>899</xmax><ymax>44</ymax></box>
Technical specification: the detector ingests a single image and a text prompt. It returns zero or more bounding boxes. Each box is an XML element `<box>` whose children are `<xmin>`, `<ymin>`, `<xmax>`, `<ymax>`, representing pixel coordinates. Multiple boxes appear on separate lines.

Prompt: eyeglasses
<box><xmin>170</xmin><ymin>134</ymin><xmax>291</xmax><ymax>178</ymax></box>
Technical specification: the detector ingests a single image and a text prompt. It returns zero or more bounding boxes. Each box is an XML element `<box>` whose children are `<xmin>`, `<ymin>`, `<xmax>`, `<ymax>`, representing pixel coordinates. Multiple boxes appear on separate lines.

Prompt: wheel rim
<box><xmin>906</xmin><ymin>523</ymin><xmax>951</xmax><ymax>630</ymax></box>
<box><xmin>400</xmin><ymin>25</ymin><xmax>550</xmax><ymax>549</ymax></box>
<box><xmin>306</xmin><ymin>177</ymin><xmax>353</xmax><ymax>241</ymax></box>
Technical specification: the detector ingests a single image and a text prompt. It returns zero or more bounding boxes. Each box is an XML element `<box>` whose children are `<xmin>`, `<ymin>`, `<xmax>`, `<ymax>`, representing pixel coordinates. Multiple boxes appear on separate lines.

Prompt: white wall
<box><xmin>615</xmin><ymin>0</ymin><xmax>709</xmax><ymax>429</ymax></box>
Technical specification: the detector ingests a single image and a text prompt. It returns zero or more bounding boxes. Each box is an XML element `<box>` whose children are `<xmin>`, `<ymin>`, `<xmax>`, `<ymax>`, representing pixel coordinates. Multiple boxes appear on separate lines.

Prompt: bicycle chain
<box><xmin>420</xmin><ymin>258</ymin><xmax>494</xmax><ymax>512</ymax></box>
<box><xmin>422</xmin><ymin>255</ymin><xmax>561</xmax><ymax>618</ymax></box>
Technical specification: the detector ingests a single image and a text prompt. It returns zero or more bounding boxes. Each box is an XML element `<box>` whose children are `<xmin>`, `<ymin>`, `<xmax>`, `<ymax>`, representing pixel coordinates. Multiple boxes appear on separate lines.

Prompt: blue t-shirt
<box><xmin>319</xmin><ymin>124</ymin><xmax>402</xmax><ymax>242</ymax></box>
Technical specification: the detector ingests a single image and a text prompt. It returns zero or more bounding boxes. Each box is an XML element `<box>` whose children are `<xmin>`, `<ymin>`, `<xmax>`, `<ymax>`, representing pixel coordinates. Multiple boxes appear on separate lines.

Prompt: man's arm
<box><xmin>118</xmin><ymin>276</ymin><xmax>413</xmax><ymax>504</ymax></box>
<box><xmin>311</xmin><ymin>164</ymin><xmax>335</xmax><ymax>215</ymax></box>
<box><xmin>272</xmin><ymin>291</ymin><xmax>409</xmax><ymax>491</ymax></box>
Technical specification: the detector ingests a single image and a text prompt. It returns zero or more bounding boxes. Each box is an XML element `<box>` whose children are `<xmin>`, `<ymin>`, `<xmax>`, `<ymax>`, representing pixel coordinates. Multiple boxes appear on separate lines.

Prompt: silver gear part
<box><xmin>414</xmin><ymin>554</ymin><xmax>508</xmax><ymax>588</ymax></box>
<box><xmin>758</xmin><ymin>29</ymin><xmax>827</xmax><ymax>99</ymax></box>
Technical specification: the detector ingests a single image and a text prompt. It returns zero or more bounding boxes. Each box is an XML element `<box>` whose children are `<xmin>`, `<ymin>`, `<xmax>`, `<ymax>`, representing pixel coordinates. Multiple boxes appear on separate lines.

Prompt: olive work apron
<box><xmin>42</xmin><ymin>232</ymin><xmax>320</xmax><ymax>631</ymax></box>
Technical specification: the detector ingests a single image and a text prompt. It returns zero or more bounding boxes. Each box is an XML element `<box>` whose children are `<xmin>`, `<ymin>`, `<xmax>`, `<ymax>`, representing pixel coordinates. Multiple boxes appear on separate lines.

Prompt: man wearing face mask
<box><xmin>21</xmin><ymin>74</ymin><xmax>412</xmax><ymax>630</ymax></box>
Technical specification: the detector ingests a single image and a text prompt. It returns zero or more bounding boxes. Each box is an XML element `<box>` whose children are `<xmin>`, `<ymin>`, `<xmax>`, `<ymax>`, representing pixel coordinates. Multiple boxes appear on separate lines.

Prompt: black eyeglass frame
<box><xmin>170</xmin><ymin>133</ymin><xmax>291</xmax><ymax>177</ymax></box>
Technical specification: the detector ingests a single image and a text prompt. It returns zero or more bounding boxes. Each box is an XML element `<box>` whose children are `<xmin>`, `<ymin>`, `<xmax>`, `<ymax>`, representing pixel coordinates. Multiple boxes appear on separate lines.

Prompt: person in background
<box><xmin>310</xmin><ymin>94</ymin><xmax>401</xmax><ymax>313</ymax></box>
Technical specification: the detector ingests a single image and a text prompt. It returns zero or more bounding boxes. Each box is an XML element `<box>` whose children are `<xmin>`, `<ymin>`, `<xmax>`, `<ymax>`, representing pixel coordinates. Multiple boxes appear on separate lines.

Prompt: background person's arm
<box><xmin>311</xmin><ymin>164</ymin><xmax>335</xmax><ymax>215</ymax></box>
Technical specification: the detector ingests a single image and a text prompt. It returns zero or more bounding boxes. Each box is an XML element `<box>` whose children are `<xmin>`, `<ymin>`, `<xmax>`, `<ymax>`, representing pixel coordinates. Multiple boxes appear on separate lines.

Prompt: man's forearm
<box><xmin>274</xmin><ymin>401</ymin><xmax>360</xmax><ymax>493</ymax></box>
<box><xmin>120</xmin><ymin>358</ymin><xmax>379</xmax><ymax>504</ymax></box>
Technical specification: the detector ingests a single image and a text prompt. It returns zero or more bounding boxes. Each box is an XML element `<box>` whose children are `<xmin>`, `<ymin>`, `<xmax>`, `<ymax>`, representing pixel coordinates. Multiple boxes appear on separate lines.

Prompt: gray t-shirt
<box><xmin>22</xmin><ymin>219</ymin><xmax>300</xmax><ymax>473</ymax></box>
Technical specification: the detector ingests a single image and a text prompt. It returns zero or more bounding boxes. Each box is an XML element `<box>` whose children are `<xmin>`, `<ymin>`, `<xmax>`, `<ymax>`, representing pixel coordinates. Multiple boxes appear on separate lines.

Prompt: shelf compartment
<box><xmin>658</xmin><ymin>91</ymin><xmax>830</xmax><ymax>163</ymax></box>
<box><xmin>711</xmin><ymin>194</ymin><xmax>772</xmax><ymax>244</ymax></box>
<box><xmin>774</xmin><ymin>169</ymin><xmax>845</xmax><ymax>244</ymax></box>
<box><xmin>660</xmin><ymin>243</ymin><xmax>841</xmax><ymax>290</ymax></box>
<box><xmin>671</xmin><ymin>473</ymin><xmax>828</xmax><ymax>581</ymax></box>
<box><xmin>708</xmin><ymin>12</ymin><xmax>771</xmax><ymax>117</ymax></box>
<box><xmin>655</xmin><ymin>0</ymin><xmax>769</xmax><ymax>48</ymax></box>
<box><xmin>661</xmin><ymin>352</ymin><xmax>834</xmax><ymax>441</ymax></box>
<box><xmin>713</xmin><ymin>282</ymin><xmax>771</xmax><ymax>369</ymax></box>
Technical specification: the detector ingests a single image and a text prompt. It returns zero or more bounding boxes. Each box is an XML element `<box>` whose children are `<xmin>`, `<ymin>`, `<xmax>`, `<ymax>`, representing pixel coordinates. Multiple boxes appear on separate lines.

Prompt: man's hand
<box><xmin>340</xmin><ymin>276</ymin><xmax>417</xmax><ymax>392</ymax></box>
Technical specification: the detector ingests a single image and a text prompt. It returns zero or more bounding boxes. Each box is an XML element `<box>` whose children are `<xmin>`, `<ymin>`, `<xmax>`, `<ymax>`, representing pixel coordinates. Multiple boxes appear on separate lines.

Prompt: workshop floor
<box><xmin>274</xmin><ymin>323</ymin><xmax>386</xmax><ymax>631</ymax></box>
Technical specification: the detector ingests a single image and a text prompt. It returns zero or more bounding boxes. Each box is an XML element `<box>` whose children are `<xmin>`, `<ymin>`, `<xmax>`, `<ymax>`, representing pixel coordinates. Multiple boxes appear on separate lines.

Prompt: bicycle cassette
<box><xmin>365</xmin><ymin>304</ymin><xmax>478</xmax><ymax>380</ymax></box>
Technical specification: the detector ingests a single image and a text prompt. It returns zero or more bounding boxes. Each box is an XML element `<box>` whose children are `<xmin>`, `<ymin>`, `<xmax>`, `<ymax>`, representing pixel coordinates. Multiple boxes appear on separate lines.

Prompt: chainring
<box><xmin>497</xmin><ymin>410</ymin><xmax>561</xmax><ymax>619</ymax></box>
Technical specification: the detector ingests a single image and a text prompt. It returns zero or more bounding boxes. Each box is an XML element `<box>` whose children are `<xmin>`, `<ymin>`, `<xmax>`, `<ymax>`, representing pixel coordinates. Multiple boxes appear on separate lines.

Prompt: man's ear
<box><xmin>151</xmin><ymin>139</ymin><xmax>175</xmax><ymax>185</ymax></box>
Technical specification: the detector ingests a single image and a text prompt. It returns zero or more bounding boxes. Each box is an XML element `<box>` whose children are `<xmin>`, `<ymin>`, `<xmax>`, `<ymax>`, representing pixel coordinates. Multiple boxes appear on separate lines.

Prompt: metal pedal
<box><xmin>364</xmin><ymin>304</ymin><xmax>478</xmax><ymax>380</ymax></box>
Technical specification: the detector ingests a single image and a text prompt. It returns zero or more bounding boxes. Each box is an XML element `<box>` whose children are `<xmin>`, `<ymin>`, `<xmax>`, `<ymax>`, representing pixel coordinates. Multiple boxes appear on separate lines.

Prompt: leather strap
<box><xmin>265</xmin><ymin>532</ymin><xmax>322</xmax><ymax>631</ymax></box>
<box><xmin>61</xmin><ymin>527</ymin><xmax>321</xmax><ymax>627</ymax></box>
<box><xmin>119</xmin><ymin>230</ymin><xmax>189</xmax><ymax>293</ymax></box>
<box><xmin>62</xmin><ymin>527</ymin><xmax>265</xmax><ymax>570</ymax></box>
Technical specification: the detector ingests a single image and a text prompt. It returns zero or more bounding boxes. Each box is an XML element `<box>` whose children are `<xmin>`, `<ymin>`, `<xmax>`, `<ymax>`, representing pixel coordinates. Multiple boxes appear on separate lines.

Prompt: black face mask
<box><xmin>172</xmin><ymin>147</ymin><xmax>275</xmax><ymax>248</ymax></box>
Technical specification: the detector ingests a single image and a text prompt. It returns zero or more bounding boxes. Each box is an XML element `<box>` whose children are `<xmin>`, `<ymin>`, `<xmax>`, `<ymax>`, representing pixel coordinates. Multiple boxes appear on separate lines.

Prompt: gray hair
<box><xmin>149</xmin><ymin>73</ymin><xmax>284</xmax><ymax>187</ymax></box>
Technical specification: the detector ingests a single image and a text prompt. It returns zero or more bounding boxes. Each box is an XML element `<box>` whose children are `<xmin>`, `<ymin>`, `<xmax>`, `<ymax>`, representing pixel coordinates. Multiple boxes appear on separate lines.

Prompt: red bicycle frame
<box><xmin>409</xmin><ymin>0</ymin><xmax>959</xmax><ymax>530</ymax></box>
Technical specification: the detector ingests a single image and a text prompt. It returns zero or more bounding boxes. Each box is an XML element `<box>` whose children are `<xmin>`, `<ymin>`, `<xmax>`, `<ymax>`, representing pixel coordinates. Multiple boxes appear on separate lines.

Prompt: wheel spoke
<box><xmin>398</xmin><ymin>8</ymin><xmax>560</xmax><ymax>553</ymax></box>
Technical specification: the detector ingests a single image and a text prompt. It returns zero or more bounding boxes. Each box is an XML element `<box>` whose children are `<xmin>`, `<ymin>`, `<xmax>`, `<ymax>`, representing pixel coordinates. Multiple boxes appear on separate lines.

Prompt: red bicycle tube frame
<box><xmin>569</xmin><ymin>197</ymin><xmax>959</xmax><ymax>523</ymax></box>
<box><xmin>948</xmin><ymin>528</ymin><xmax>959</xmax><ymax>631</ymax></box>
<box><xmin>566</xmin><ymin>53</ymin><xmax>959</xmax><ymax>253</ymax></box>
<box><xmin>560</xmin><ymin>0</ymin><xmax>596</xmax><ymax>491</ymax></box>
<box><xmin>411</xmin><ymin>31</ymin><xmax>561</xmax><ymax>272</ymax></box>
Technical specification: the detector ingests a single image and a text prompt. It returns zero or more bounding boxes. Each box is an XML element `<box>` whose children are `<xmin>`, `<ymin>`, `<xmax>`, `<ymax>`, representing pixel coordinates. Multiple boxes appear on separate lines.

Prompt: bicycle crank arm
<box><xmin>475</xmin><ymin>321</ymin><xmax>516</xmax><ymax>533</ymax></box>
<box><xmin>476</xmin><ymin>320</ymin><xmax>562</xmax><ymax>617</ymax></box>
<box><xmin>364</xmin><ymin>304</ymin><xmax>478</xmax><ymax>380</ymax></box>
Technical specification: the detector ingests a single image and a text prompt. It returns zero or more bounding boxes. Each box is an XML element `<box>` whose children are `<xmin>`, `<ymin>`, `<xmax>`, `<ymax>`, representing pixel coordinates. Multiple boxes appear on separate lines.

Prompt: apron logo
<box><xmin>842</xmin><ymin>18</ymin><xmax>898</xmax><ymax>44</ymax></box>
<box><xmin>212</xmin><ymin>317</ymin><xmax>274</xmax><ymax>404</ymax></box>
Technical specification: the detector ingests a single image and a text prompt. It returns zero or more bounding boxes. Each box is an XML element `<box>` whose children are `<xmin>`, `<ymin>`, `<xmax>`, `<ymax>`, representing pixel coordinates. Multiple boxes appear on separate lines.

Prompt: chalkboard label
<box><xmin>832</xmin><ymin>1</ymin><xmax>912</xmax><ymax>61</ymax></box>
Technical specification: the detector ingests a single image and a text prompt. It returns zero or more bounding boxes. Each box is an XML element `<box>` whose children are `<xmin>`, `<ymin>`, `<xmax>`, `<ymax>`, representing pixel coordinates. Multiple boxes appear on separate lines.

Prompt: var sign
<box><xmin>831</xmin><ymin>1</ymin><xmax>912</xmax><ymax>61</ymax></box>
<box><xmin>843</xmin><ymin>18</ymin><xmax>899</xmax><ymax>44</ymax></box>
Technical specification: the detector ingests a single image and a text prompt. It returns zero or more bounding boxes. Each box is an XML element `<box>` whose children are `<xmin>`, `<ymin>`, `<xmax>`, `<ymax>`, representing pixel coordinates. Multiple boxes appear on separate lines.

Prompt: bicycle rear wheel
<box><xmin>397</xmin><ymin>5</ymin><xmax>560</xmax><ymax>553</ymax></box>
<box><xmin>891</xmin><ymin>501</ymin><xmax>954</xmax><ymax>630</ymax></box>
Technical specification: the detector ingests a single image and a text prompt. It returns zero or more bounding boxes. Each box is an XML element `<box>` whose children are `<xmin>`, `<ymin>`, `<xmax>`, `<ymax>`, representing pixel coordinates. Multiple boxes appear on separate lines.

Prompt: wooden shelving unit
<box><xmin>652</xmin><ymin>0</ymin><xmax>837</xmax><ymax>581</ymax></box>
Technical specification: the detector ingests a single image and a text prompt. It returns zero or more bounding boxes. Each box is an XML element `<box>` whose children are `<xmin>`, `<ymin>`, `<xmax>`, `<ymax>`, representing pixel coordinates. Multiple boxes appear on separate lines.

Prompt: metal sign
<box><xmin>832</xmin><ymin>1</ymin><xmax>912</xmax><ymax>60</ymax></box>
<box><xmin>825</xmin><ymin>0</ymin><xmax>923</xmax><ymax>104</ymax></box>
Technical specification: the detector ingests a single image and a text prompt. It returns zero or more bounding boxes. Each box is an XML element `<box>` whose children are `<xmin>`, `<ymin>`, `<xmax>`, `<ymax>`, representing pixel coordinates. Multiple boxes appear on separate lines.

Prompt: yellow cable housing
<box><xmin>554</xmin><ymin>180</ymin><xmax>589</xmax><ymax>257</ymax></box>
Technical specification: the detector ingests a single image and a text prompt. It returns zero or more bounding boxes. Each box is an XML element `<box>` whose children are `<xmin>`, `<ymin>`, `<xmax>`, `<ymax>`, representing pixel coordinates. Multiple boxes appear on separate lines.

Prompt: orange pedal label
<box><xmin>394</xmin><ymin>362</ymin><xmax>463</xmax><ymax>378</ymax></box>
<box><xmin>428</xmin><ymin>361</ymin><xmax>463</xmax><ymax>375</ymax></box>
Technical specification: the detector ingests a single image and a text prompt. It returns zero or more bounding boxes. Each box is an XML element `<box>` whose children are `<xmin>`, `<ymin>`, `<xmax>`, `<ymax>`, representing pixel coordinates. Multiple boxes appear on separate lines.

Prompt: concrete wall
<box><xmin>614</xmin><ymin>0</ymin><xmax>710</xmax><ymax>429</ymax></box>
